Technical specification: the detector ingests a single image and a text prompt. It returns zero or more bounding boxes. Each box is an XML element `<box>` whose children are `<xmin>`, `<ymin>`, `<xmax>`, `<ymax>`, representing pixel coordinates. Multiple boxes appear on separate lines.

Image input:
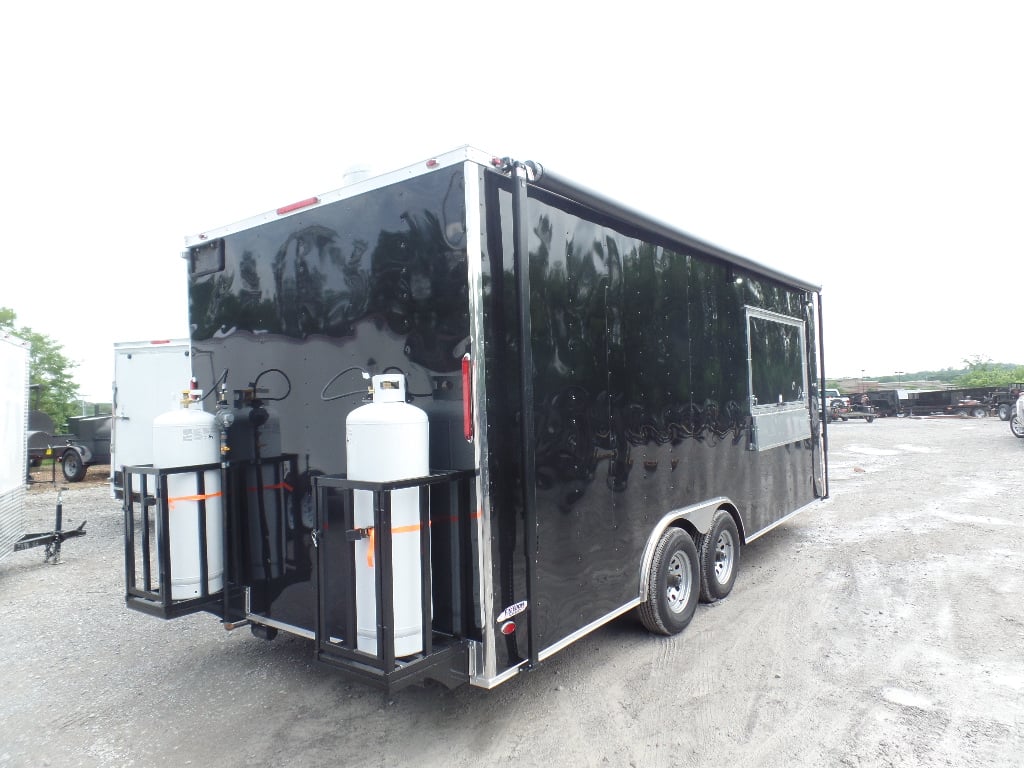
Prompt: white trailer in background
<box><xmin>111</xmin><ymin>340</ymin><xmax>192</xmax><ymax>497</ymax></box>
<box><xmin>0</xmin><ymin>333</ymin><xmax>30</xmax><ymax>562</ymax></box>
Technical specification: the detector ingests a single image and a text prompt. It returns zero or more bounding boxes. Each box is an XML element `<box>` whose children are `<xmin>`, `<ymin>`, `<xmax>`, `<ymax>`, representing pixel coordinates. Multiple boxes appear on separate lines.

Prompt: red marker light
<box><xmin>276</xmin><ymin>196</ymin><xmax>320</xmax><ymax>215</ymax></box>
<box><xmin>461</xmin><ymin>353</ymin><xmax>474</xmax><ymax>442</ymax></box>
<box><xmin>425</xmin><ymin>158</ymin><xmax>439</xmax><ymax>168</ymax></box>
<box><xmin>500</xmin><ymin>621</ymin><xmax>516</xmax><ymax>636</ymax></box>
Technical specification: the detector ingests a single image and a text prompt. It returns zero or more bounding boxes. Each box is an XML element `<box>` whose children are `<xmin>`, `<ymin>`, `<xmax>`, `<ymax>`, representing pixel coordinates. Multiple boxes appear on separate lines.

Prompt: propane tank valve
<box><xmin>215</xmin><ymin>384</ymin><xmax>235</xmax><ymax>430</ymax></box>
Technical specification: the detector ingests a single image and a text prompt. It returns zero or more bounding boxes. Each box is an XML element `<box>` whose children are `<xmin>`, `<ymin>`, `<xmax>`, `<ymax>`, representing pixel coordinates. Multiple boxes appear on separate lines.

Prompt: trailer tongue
<box><xmin>122</xmin><ymin>147</ymin><xmax>828</xmax><ymax>692</ymax></box>
<box><xmin>14</xmin><ymin>488</ymin><xmax>86</xmax><ymax>563</ymax></box>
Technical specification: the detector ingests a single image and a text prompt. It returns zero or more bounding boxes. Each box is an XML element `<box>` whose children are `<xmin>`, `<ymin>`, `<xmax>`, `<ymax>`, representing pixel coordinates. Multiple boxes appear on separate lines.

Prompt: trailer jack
<box><xmin>13</xmin><ymin>488</ymin><xmax>87</xmax><ymax>564</ymax></box>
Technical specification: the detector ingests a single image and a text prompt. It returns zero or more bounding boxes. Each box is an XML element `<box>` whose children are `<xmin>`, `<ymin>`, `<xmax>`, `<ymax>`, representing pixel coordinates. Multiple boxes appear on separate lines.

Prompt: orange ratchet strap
<box><xmin>246</xmin><ymin>482</ymin><xmax>294</xmax><ymax>493</ymax></box>
<box><xmin>364</xmin><ymin>523</ymin><xmax>426</xmax><ymax>568</ymax></box>
<box><xmin>167</xmin><ymin>491</ymin><xmax>223</xmax><ymax>510</ymax></box>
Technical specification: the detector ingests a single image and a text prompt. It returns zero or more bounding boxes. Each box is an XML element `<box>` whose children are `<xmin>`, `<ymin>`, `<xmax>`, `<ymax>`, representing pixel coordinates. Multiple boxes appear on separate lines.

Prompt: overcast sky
<box><xmin>2</xmin><ymin>2</ymin><xmax>1021</xmax><ymax>400</ymax></box>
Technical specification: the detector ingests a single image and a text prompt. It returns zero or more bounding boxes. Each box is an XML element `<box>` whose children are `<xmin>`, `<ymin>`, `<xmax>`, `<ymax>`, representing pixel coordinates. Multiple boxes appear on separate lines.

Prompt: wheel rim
<box><xmin>713</xmin><ymin>530</ymin><xmax>735</xmax><ymax>584</ymax></box>
<box><xmin>666</xmin><ymin>551</ymin><xmax>693</xmax><ymax>613</ymax></box>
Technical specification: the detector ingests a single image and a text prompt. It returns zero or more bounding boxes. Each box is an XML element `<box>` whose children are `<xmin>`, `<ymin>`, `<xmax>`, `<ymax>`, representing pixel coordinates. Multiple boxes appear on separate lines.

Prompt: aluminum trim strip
<box><xmin>246</xmin><ymin>613</ymin><xmax>315</xmax><ymax>640</ymax></box>
<box><xmin>463</xmin><ymin>161</ymin><xmax>498</xmax><ymax>682</ymax></box>
<box><xmin>528</xmin><ymin>164</ymin><xmax>822</xmax><ymax>293</ymax></box>
<box><xmin>470</xmin><ymin>660</ymin><xmax>528</xmax><ymax>690</ymax></box>
<box><xmin>536</xmin><ymin>599</ymin><xmax>643</xmax><ymax>664</ymax></box>
<box><xmin>743</xmin><ymin>498</ymin><xmax>827</xmax><ymax>544</ymax></box>
<box><xmin>185</xmin><ymin>146</ymin><xmax>497</xmax><ymax>246</ymax></box>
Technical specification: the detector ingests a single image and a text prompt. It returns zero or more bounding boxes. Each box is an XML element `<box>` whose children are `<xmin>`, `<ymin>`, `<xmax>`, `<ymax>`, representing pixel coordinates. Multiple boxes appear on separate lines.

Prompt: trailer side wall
<box><xmin>480</xmin><ymin>171</ymin><xmax>823</xmax><ymax>661</ymax></box>
<box><xmin>0</xmin><ymin>335</ymin><xmax>29</xmax><ymax>561</ymax></box>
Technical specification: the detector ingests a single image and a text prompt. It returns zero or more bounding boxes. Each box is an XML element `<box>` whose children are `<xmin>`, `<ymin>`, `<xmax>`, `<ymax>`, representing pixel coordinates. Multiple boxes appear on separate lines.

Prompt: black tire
<box><xmin>698</xmin><ymin>511</ymin><xmax>741</xmax><ymax>603</ymax></box>
<box><xmin>1011</xmin><ymin>415</ymin><xmax>1024</xmax><ymax>439</ymax></box>
<box><xmin>971</xmin><ymin>407</ymin><xmax>987</xmax><ymax>419</ymax></box>
<box><xmin>638</xmin><ymin>527</ymin><xmax>700</xmax><ymax>635</ymax></box>
<box><xmin>866</xmin><ymin>416</ymin><xmax>875</xmax><ymax>423</ymax></box>
<box><xmin>998</xmin><ymin>404</ymin><xmax>1011</xmax><ymax>421</ymax></box>
<box><xmin>61</xmin><ymin>450</ymin><xmax>87</xmax><ymax>482</ymax></box>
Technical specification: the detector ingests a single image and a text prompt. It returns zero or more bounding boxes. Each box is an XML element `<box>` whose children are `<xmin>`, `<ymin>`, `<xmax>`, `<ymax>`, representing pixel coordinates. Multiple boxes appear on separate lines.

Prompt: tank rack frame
<box><xmin>312</xmin><ymin>469</ymin><xmax>475</xmax><ymax>694</ymax></box>
<box><xmin>122</xmin><ymin>463</ymin><xmax>223</xmax><ymax>619</ymax></box>
<box><xmin>122</xmin><ymin>454</ymin><xmax>298</xmax><ymax>621</ymax></box>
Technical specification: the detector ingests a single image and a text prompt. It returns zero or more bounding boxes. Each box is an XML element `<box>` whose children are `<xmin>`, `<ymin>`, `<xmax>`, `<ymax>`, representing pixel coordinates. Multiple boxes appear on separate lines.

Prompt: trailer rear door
<box><xmin>112</xmin><ymin>340</ymin><xmax>192</xmax><ymax>496</ymax></box>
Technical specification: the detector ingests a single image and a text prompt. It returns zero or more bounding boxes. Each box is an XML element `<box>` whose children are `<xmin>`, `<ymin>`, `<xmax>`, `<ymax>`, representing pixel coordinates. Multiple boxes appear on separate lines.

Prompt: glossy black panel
<box><xmin>188</xmin><ymin>170</ymin><xmax>473</xmax><ymax>633</ymax></box>
<box><xmin>482</xmin><ymin>172</ymin><xmax>822</xmax><ymax>656</ymax></box>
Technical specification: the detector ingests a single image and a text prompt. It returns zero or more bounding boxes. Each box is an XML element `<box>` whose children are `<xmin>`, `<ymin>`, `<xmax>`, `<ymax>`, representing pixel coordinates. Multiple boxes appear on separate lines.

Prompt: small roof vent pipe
<box><xmin>342</xmin><ymin>163</ymin><xmax>374</xmax><ymax>186</ymax></box>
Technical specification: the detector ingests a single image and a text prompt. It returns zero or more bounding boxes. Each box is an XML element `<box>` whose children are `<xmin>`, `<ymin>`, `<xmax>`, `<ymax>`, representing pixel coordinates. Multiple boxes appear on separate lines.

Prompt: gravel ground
<box><xmin>2</xmin><ymin>417</ymin><xmax>1023</xmax><ymax>767</ymax></box>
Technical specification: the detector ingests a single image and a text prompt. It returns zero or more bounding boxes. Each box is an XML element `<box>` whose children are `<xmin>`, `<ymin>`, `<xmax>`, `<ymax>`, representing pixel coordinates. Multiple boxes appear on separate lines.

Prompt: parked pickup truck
<box><xmin>822</xmin><ymin>388</ymin><xmax>852</xmax><ymax>422</ymax></box>
<box><xmin>831</xmin><ymin>393</ymin><xmax>878</xmax><ymax>423</ymax></box>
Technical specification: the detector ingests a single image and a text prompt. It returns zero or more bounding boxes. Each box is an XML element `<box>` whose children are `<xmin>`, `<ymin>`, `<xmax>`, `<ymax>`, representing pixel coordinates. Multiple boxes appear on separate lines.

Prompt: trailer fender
<box><xmin>638</xmin><ymin>497</ymin><xmax>739</xmax><ymax>599</ymax></box>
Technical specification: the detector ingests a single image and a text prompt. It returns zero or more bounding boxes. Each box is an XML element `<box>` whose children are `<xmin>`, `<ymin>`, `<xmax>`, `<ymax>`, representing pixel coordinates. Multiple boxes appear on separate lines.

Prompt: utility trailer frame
<box><xmin>14</xmin><ymin>487</ymin><xmax>86</xmax><ymax>563</ymax></box>
<box><xmin>123</xmin><ymin>147</ymin><xmax>828</xmax><ymax>691</ymax></box>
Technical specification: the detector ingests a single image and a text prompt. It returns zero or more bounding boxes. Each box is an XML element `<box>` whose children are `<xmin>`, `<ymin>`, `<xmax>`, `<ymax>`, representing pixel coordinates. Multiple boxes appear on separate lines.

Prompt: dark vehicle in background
<box><xmin>899</xmin><ymin>388</ymin><xmax>994</xmax><ymax>418</ymax></box>
<box><xmin>864</xmin><ymin>389</ymin><xmax>902</xmax><ymax>417</ymax></box>
<box><xmin>899</xmin><ymin>385</ymin><xmax>1021</xmax><ymax>419</ymax></box>
<box><xmin>991</xmin><ymin>384</ymin><xmax>1024</xmax><ymax>421</ymax></box>
<box><xmin>852</xmin><ymin>384</ymin><xmax>1022</xmax><ymax>421</ymax></box>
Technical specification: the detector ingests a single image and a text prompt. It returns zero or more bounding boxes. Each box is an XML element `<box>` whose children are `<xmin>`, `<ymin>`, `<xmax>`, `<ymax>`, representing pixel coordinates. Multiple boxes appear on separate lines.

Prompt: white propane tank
<box><xmin>347</xmin><ymin>374</ymin><xmax>429</xmax><ymax>657</ymax></box>
<box><xmin>152</xmin><ymin>395</ymin><xmax>224</xmax><ymax>600</ymax></box>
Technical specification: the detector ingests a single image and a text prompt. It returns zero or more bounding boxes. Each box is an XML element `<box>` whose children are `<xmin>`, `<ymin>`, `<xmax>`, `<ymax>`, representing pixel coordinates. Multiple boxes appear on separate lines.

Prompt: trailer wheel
<box><xmin>1011</xmin><ymin>415</ymin><xmax>1024</xmax><ymax>439</ymax></box>
<box><xmin>61</xmin><ymin>449</ymin><xmax>87</xmax><ymax>482</ymax></box>
<box><xmin>638</xmin><ymin>527</ymin><xmax>699</xmax><ymax>635</ymax></box>
<box><xmin>971</xmin><ymin>407</ymin><xmax>987</xmax><ymax>419</ymax></box>
<box><xmin>998</xmin><ymin>404</ymin><xmax>1011</xmax><ymax>421</ymax></box>
<box><xmin>866</xmin><ymin>416</ymin><xmax>875</xmax><ymax>424</ymax></box>
<box><xmin>698</xmin><ymin>511</ymin><xmax>740</xmax><ymax>603</ymax></box>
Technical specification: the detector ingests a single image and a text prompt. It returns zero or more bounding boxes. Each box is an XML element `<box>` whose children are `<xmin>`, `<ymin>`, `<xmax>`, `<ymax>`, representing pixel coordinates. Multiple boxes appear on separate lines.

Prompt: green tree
<box><xmin>1</xmin><ymin>307</ymin><xmax>79</xmax><ymax>431</ymax></box>
<box><xmin>956</xmin><ymin>355</ymin><xmax>1024</xmax><ymax>388</ymax></box>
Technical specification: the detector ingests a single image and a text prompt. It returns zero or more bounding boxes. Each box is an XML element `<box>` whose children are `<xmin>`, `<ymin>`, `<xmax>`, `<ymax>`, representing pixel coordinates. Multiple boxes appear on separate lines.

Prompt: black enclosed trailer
<box><xmin>123</xmin><ymin>147</ymin><xmax>828</xmax><ymax>691</ymax></box>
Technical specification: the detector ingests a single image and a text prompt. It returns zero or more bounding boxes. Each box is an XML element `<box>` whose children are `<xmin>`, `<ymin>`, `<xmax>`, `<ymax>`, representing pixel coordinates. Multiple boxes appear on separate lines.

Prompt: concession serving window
<box><xmin>745</xmin><ymin>306</ymin><xmax>811</xmax><ymax>451</ymax></box>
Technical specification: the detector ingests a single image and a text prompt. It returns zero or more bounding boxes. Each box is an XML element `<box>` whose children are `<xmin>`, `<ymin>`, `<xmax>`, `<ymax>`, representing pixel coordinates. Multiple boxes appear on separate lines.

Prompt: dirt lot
<box><xmin>2</xmin><ymin>417</ymin><xmax>1022</xmax><ymax>767</ymax></box>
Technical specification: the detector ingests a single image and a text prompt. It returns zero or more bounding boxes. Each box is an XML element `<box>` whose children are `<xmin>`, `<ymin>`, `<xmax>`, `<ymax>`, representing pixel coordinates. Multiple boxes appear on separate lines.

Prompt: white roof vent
<box><xmin>342</xmin><ymin>163</ymin><xmax>375</xmax><ymax>186</ymax></box>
